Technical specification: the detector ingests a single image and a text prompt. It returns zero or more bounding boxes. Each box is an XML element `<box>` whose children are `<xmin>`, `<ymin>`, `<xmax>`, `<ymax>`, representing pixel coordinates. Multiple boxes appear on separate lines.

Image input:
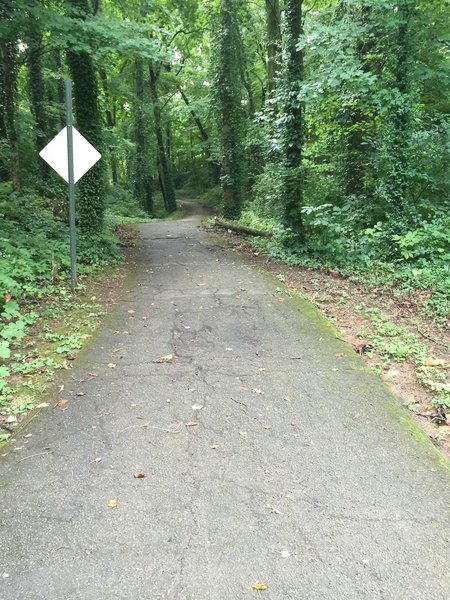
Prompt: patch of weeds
<box><xmin>364</xmin><ymin>307</ymin><xmax>427</xmax><ymax>363</ymax></box>
<box><xmin>416</xmin><ymin>367</ymin><xmax>450</xmax><ymax>409</ymax></box>
<box><xmin>361</xmin><ymin>307</ymin><xmax>449</xmax><ymax>409</ymax></box>
<box><xmin>11</xmin><ymin>356</ymin><xmax>59</xmax><ymax>375</ymax></box>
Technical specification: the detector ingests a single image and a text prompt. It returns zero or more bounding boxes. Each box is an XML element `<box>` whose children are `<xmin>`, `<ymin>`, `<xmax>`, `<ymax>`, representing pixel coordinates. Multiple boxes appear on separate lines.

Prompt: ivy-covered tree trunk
<box><xmin>0</xmin><ymin>1</ymin><xmax>20</xmax><ymax>189</ymax></box>
<box><xmin>280</xmin><ymin>0</ymin><xmax>305</xmax><ymax>241</ymax></box>
<box><xmin>265</xmin><ymin>0</ymin><xmax>281</xmax><ymax>95</ymax></box>
<box><xmin>383</xmin><ymin>0</ymin><xmax>414</xmax><ymax>229</ymax></box>
<box><xmin>100</xmin><ymin>70</ymin><xmax>119</xmax><ymax>185</ymax></box>
<box><xmin>51</xmin><ymin>49</ymin><xmax>66</xmax><ymax>129</ymax></box>
<box><xmin>133</xmin><ymin>58</ymin><xmax>153</xmax><ymax>214</ymax></box>
<box><xmin>149</xmin><ymin>64</ymin><xmax>176</xmax><ymax>213</ymax></box>
<box><xmin>27</xmin><ymin>27</ymin><xmax>49</xmax><ymax>180</ymax></box>
<box><xmin>211</xmin><ymin>0</ymin><xmax>246</xmax><ymax>220</ymax></box>
<box><xmin>339</xmin><ymin>4</ymin><xmax>375</xmax><ymax>209</ymax></box>
<box><xmin>66</xmin><ymin>0</ymin><xmax>105</xmax><ymax>233</ymax></box>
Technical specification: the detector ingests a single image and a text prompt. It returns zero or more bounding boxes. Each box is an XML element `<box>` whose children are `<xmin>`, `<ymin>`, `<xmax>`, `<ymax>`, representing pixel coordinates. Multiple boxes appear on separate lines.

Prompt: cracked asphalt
<box><xmin>1</xmin><ymin>204</ymin><xmax>449</xmax><ymax>600</ymax></box>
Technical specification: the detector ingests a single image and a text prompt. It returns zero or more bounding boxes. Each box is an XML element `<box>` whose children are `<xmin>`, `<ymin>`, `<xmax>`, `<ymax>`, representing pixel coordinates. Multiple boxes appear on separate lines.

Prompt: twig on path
<box><xmin>230</xmin><ymin>397</ymin><xmax>248</xmax><ymax>411</ymax></box>
<box><xmin>17</xmin><ymin>451</ymin><xmax>52</xmax><ymax>463</ymax></box>
<box><xmin>289</xmin><ymin>356</ymin><xmax>303</xmax><ymax>360</ymax></box>
<box><xmin>118</xmin><ymin>422</ymin><xmax>184</xmax><ymax>434</ymax></box>
<box><xmin>416</xmin><ymin>326</ymin><xmax>446</xmax><ymax>349</ymax></box>
<box><xmin>335</xmin><ymin>336</ymin><xmax>353</xmax><ymax>345</ymax></box>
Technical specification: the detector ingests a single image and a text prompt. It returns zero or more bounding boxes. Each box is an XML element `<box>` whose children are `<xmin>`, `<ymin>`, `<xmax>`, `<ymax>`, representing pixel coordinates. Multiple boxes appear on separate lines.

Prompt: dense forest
<box><xmin>0</xmin><ymin>1</ymin><xmax>449</xmax><ymax>404</ymax></box>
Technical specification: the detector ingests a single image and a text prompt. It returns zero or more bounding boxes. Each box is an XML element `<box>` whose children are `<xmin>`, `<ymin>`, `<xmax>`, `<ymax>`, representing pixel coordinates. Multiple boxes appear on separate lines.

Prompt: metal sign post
<box><xmin>39</xmin><ymin>80</ymin><xmax>101</xmax><ymax>294</ymax></box>
<box><xmin>65</xmin><ymin>80</ymin><xmax>77</xmax><ymax>291</ymax></box>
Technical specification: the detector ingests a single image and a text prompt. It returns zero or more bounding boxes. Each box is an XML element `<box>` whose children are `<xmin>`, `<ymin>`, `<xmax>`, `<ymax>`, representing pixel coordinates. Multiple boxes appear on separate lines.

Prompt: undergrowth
<box><xmin>0</xmin><ymin>182</ymin><xmax>148</xmax><ymax>426</ymax></box>
<box><xmin>238</xmin><ymin>207</ymin><xmax>450</xmax><ymax>324</ymax></box>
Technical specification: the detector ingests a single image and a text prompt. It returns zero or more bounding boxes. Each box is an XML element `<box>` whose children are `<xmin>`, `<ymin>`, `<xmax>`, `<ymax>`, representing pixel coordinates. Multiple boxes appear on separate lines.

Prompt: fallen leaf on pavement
<box><xmin>134</xmin><ymin>472</ymin><xmax>146</xmax><ymax>479</ymax></box>
<box><xmin>262</xmin><ymin>424</ymin><xmax>272</xmax><ymax>430</ymax></box>
<box><xmin>53</xmin><ymin>399</ymin><xmax>68</xmax><ymax>409</ymax></box>
<box><xmin>283</xmin><ymin>396</ymin><xmax>290</xmax><ymax>401</ymax></box>
<box><xmin>127</xmin><ymin>310</ymin><xmax>135</xmax><ymax>315</ymax></box>
<box><xmin>210</xmin><ymin>444</ymin><xmax>220</xmax><ymax>449</ymax></box>
<box><xmin>112</xmin><ymin>348</ymin><xmax>121</xmax><ymax>353</ymax></box>
<box><xmin>75</xmin><ymin>392</ymin><xmax>85</xmax><ymax>397</ymax></box>
<box><xmin>192</xmin><ymin>404</ymin><xmax>204</xmax><ymax>411</ymax></box>
<box><xmin>252</xmin><ymin>581</ymin><xmax>268</xmax><ymax>591</ymax></box>
<box><xmin>153</xmin><ymin>354</ymin><xmax>173</xmax><ymax>363</ymax></box>
<box><xmin>93</xmin><ymin>457</ymin><xmax>102</xmax><ymax>464</ymax></box>
<box><xmin>197</xmin><ymin>283</ymin><xmax>206</xmax><ymax>287</ymax></box>
<box><xmin>108</xmin><ymin>498</ymin><xmax>119</xmax><ymax>508</ymax></box>
<box><xmin>107</xmin><ymin>363</ymin><xmax>116</xmax><ymax>369</ymax></box>
<box><xmin>36</xmin><ymin>402</ymin><xmax>49</xmax><ymax>409</ymax></box>
<box><xmin>185</xmin><ymin>421</ymin><xmax>198</xmax><ymax>427</ymax></box>
<box><xmin>353</xmin><ymin>413</ymin><xmax>363</xmax><ymax>420</ymax></box>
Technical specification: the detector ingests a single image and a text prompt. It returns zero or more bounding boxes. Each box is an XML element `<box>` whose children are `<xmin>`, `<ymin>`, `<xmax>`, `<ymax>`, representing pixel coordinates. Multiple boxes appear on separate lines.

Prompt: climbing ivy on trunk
<box><xmin>66</xmin><ymin>0</ymin><xmax>105</xmax><ymax>233</ymax></box>
<box><xmin>133</xmin><ymin>57</ymin><xmax>153</xmax><ymax>214</ymax></box>
<box><xmin>0</xmin><ymin>1</ymin><xmax>20</xmax><ymax>189</ymax></box>
<box><xmin>278</xmin><ymin>0</ymin><xmax>305</xmax><ymax>242</ymax></box>
<box><xmin>210</xmin><ymin>0</ymin><xmax>246</xmax><ymax>220</ymax></box>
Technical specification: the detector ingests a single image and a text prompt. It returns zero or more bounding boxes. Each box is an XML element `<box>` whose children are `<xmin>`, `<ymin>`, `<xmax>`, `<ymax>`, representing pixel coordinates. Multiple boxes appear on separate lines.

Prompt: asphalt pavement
<box><xmin>1</xmin><ymin>204</ymin><xmax>449</xmax><ymax>600</ymax></box>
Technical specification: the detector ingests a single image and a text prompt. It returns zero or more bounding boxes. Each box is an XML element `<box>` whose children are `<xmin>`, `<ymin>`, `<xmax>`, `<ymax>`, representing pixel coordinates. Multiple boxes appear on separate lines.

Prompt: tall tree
<box><xmin>149</xmin><ymin>64</ymin><xmax>177</xmax><ymax>213</ymax></box>
<box><xmin>265</xmin><ymin>0</ymin><xmax>281</xmax><ymax>95</ymax></box>
<box><xmin>0</xmin><ymin>1</ymin><xmax>20</xmax><ymax>189</ymax></box>
<box><xmin>210</xmin><ymin>0</ymin><xmax>246</xmax><ymax>220</ymax></box>
<box><xmin>382</xmin><ymin>0</ymin><xmax>415</xmax><ymax>228</ymax></box>
<box><xmin>279</xmin><ymin>0</ymin><xmax>305</xmax><ymax>241</ymax></box>
<box><xmin>66</xmin><ymin>0</ymin><xmax>105</xmax><ymax>233</ymax></box>
<box><xmin>133</xmin><ymin>57</ymin><xmax>153</xmax><ymax>213</ymax></box>
<box><xmin>26</xmin><ymin>20</ymin><xmax>50</xmax><ymax>180</ymax></box>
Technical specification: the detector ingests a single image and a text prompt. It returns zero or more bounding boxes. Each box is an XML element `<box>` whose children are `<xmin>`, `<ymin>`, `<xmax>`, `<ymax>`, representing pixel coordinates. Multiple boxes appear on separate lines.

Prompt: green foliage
<box><xmin>0</xmin><ymin>188</ymin><xmax>120</xmax><ymax>303</ymax></box>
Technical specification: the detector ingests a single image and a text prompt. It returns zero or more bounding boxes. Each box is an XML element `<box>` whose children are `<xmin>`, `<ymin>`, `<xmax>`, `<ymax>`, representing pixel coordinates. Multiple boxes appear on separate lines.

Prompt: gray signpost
<box><xmin>65</xmin><ymin>80</ymin><xmax>77</xmax><ymax>290</ymax></box>
<box><xmin>39</xmin><ymin>79</ymin><xmax>101</xmax><ymax>292</ymax></box>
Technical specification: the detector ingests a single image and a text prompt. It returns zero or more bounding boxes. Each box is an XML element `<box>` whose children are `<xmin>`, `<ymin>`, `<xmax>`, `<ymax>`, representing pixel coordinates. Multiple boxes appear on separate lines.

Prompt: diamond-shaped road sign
<box><xmin>39</xmin><ymin>126</ymin><xmax>101</xmax><ymax>183</ymax></box>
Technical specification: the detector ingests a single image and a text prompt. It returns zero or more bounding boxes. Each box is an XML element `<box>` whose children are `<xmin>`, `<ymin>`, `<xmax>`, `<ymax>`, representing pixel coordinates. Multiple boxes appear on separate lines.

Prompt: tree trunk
<box><xmin>340</xmin><ymin>5</ymin><xmax>375</xmax><ymax>205</ymax></box>
<box><xmin>66</xmin><ymin>0</ymin><xmax>105</xmax><ymax>233</ymax></box>
<box><xmin>100</xmin><ymin>69</ymin><xmax>120</xmax><ymax>185</ymax></box>
<box><xmin>385</xmin><ymin>0</ymin><xmax>413</xmax><ymax>227</ymax></box>
<box><xmin>133</xmin><ymin>58</ymin><xmax>152</xmax><ymax>213</ymax></box>
<box><xmin>149</xmin><ymin>64</ymin><xmax>177</xmax><ymax>213</ymax></box>
<box><xmin>212</xmin><ymin>0</ymin><xmax>246</xmax><ymax>220</ymax></box>
<box><xmin>265</xmin><ymin>0</ymin><xmax>281</xmax><ymax>94</ymax></box>
<box><xmin>52</xmin><ymin>49</ymin><xmax>66</xmax><ymax>129</ymax></box>
<box><xmin>0</xmin><ymin>1</ymin><xmax>20</xmax><ymax>189</ymax></box>
<box><xmin>27</xmin><ymin>27</ymin><xmax>50</xmax><ymax>179</ymax></box>
<box><xmin>280</xmin><ymin>0</ymin><xmax>305</xmax><ymax>241</ymax></box>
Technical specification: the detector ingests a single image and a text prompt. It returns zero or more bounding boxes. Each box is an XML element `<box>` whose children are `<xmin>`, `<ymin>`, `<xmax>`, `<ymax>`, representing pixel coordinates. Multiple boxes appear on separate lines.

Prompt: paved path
<box><xmin>1</xmin><ymin>206</ymin><xmax>449</xmax><ymax>600</ymax></box>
